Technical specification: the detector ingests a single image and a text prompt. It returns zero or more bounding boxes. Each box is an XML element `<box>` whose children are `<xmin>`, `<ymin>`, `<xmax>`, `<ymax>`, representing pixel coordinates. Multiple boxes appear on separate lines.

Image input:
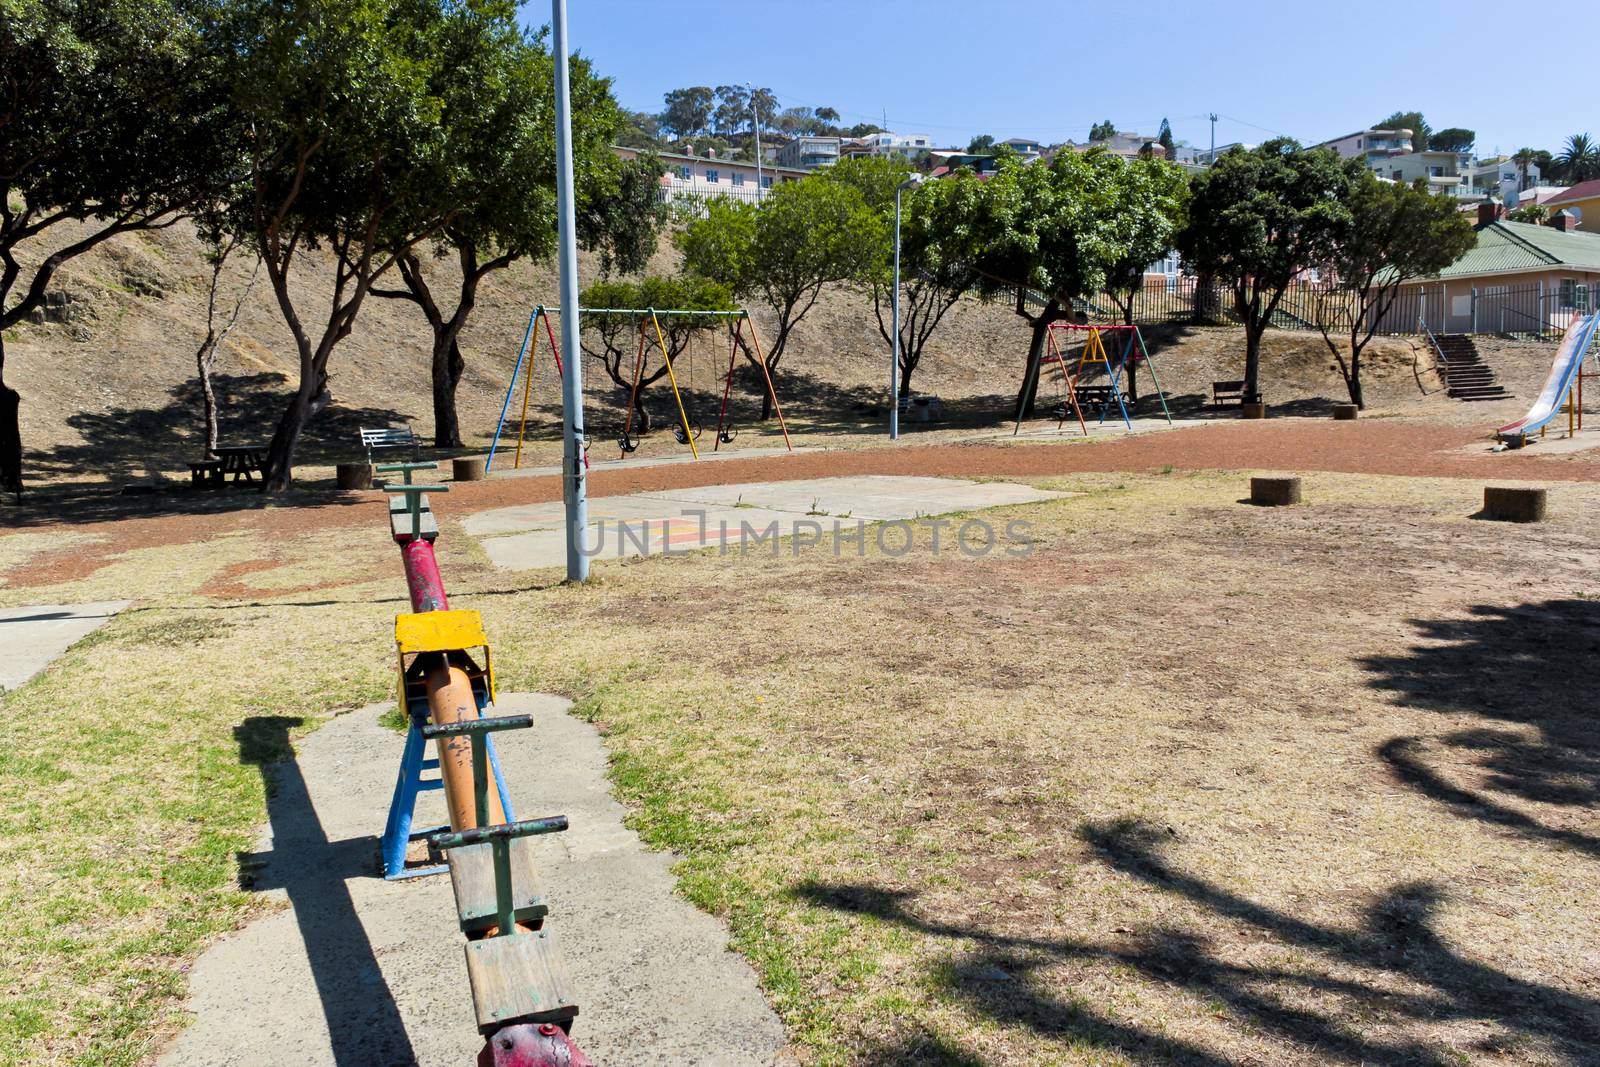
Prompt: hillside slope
<box><xmin>4</xmin><ymin>217</ymin><xmax>1521</xmax><ymax>485</ymax></box>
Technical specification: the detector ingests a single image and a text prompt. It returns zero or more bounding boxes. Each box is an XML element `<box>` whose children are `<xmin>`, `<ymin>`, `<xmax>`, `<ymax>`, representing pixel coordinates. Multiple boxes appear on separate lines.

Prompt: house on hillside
<box><xmin>611</xmin><ymin>145</ymin><xmax>809</xmax><ymax>206</ymax></box>
<box><xmin>1378</xmin><ymin>150</ymin><xmax>1472</xmax><ymax>200</ymax></box>
<box><xmin>839</xmin><ymin>132</ymin><xmax>934</xmax><ymax>161</ymax></box>
<box><xmin>1392</xmin><ymin>201</ymin><xmax>1600</xmax><ymax>334</ymax></box>
<box><xmin>1544</xmin><ymin>180</ymin><xmax>1600</xmax><ymax>233</ymax></box>
<box><xmin>1313</xmin><ymin>128</ymin><xmax>1415</xmax><ymax>167</ymax></box>
<box><xmin>773</xmin><ymin>135</ymin><xmax>841</xmax><ymax>170</ymax></box>
<box><xmin>999</xmin><ymin>137</ymin><xmax>1045</xmax><ymax>159</ymax></box>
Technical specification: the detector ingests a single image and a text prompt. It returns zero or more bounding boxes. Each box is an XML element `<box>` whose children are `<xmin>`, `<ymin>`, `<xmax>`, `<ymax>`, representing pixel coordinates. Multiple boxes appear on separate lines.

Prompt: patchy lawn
<box><xmin>2</xmin><ymin>468</ymin><xmax>1598</xmax><ymax>1065</ymax></box>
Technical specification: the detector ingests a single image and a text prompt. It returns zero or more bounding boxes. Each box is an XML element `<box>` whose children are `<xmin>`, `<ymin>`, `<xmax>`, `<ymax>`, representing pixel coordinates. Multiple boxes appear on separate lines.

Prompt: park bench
<box><xmin>1212</xmin><ymin>380</ymin><xmax>1247</xmax><ymax>406</ymax></box>
<box><xmin>360</xmin><ymin>424</ymin><xmax>422</xmax><ymax>465</ymax></box>
<box><xmin>1074</xmin><ymin>385</ymin><xmax>1118</xmax><ymax>409</ymax></box>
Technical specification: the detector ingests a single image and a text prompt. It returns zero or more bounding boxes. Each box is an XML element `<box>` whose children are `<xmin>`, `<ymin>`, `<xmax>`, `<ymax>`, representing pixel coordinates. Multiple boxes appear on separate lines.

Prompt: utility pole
<box><xmin>748</xmin><ymin>82</ymin><xmax>763</xmax><ymax>200</ymax></box>
<box><xmin>1208</xmin><ymin>112</ymin><xmax>1218</xmax><ymax>164</ymax></box>
<box><xmin>552</xmin><ymin>0</ymin><xmax>588</xmax><ymax>582</ymax></box>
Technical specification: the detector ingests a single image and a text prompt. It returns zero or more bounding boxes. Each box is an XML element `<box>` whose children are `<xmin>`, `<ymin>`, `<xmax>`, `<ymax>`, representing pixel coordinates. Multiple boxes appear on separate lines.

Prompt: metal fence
<box><xmin>1072</xmin><ymin>276</ymin><xmax>1586</xmax><ymax>341</ymax></box>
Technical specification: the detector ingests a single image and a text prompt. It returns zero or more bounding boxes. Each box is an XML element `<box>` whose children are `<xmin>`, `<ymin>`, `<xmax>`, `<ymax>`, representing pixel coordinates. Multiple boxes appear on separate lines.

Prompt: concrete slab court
<box><xmin>0</xmin><ymin>601</ymin><xmax>131</xmax><ymax>691</ymax></box>
<box><xmin>159</xmin><ymin>693</ymin><xmax>790</xmax><ymax>1067</ymax></box>
<box><xmin>465</xmin><ymin>475</ymin><xmax>1069</xmax><ymax>571</ymax></box>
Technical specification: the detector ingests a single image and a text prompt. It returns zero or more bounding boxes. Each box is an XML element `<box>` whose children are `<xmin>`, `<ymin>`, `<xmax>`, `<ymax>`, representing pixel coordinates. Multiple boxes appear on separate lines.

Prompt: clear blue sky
<box><xmin>551</xmin><ymin>0</ymin><xmax>1587</xmax><ymax>158</ymax></box>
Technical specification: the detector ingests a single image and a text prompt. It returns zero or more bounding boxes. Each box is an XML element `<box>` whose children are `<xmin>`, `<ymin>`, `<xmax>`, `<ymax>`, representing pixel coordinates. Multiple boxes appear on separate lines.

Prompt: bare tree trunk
<box><xmin>0</xmin><ymin>337</ymin><xmax>20</xmax><ymax>501</ymax></box>
<box><xmin>1121</xmin><ymin>301</ymin><xmax>1139</xmax><ymax>404</ymax></box>
<box><xmin>194</xmin><ymin>249</ymin><xmax>260</xmax><ymax>454</ymax></box>
<box><xmin>263</xmin><ymin>369</ymin><xmax>330</xmax><ymax>490</ymax></box>
<box><xmin>197</xmin><ymin>337</ymin><xmax>221</xmax><ymax>454</ymax></box>
<box><xmin>1013</xmin><ymin>299</ymin><xmax>1060</xmax><ymax>420</ymax></box>
<box><xmin>431</xmin><ymin>333</ymin><xmax>466</xmax><ymax>448</ymax></box>
<box><xmin>1243</xmin><ymin>324</ymin><xmax>1264</xmax><ymax>400</ymax></box>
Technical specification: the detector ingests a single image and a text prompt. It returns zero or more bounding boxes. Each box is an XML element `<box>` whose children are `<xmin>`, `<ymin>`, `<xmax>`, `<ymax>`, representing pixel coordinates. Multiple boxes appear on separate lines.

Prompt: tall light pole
<box><xmin>1208</xmin><ymin>112</ymin><xmax>1218</xmax><ymax>164</ymax></box>
<box><xmin>748</xmin><ymin>82</ymin><xmax>763</xmax><ymax>200</ymax></box>
<box><xmin>890</xmin><ymin>173</ymin><xmax>922</xmax><ymax>440</ymax></box>
<box><xmin>552</xmin><ymin>0</ymin><xmax>588</xmax><ymax>581</ymax></box>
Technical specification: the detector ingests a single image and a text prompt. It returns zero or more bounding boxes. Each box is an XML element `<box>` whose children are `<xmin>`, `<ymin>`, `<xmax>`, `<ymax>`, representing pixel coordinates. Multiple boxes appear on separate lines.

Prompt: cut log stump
<box><xmin>453</xmin><ymin>455</ymin><xmax>488</xmax><ymax>482</ymax></box>
<box><xmin>1250</xmin><ymin>476</ymin><xmax>1302</xmax><ymax>506</ymax></box>
<box><xmin>1482</xmin><ymin>486</ymin><xmax>1546</xmax><ymax>523</ymax></box>
<box><xmin>1241</xmin><ymin>402</ymin><xmax>1268</xmax><ymax>420</ymax></box>
<box><xmin>335</xmin><ymin>462</ymin><xmax>374</xmax><ymax>490</ymax></box>
<box><xmin>1332</xmin><ymin>404</ymin><xmax>1358</xmax><ymax>421</ymax></box>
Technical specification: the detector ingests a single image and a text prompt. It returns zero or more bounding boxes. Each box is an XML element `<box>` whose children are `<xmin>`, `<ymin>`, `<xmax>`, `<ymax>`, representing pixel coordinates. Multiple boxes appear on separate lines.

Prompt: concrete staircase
<box><xmin>1435</xmin><ymin>334</ymin><xmax>1512</xmax><ymax>402</ymax></box>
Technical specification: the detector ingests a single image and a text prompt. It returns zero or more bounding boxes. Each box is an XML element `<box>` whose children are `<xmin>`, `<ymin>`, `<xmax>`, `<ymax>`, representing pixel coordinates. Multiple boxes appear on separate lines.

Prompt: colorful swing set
<box><xmin>487</xmin><ymin>306</ymin><xmax>792</xmax><ymax>470</ymax></box>
<box><xmin>1017</xmin><ymin>322</ymin><xmax>1174</xmax><ymax>435</ymax></box>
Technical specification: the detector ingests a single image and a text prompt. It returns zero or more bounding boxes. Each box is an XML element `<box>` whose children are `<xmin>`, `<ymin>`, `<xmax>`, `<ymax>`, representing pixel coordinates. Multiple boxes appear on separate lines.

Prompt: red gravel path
<box><xmin>6</xmin><ymin>418</ymin><xmax>1597</xmax><ymax>590</ymax></box>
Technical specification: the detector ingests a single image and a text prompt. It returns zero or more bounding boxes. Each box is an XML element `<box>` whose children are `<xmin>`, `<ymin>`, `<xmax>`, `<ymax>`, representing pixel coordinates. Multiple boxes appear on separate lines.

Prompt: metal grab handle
<box><xmin>376</xmin><ymin>461</ymin><xmax>438</xmax><ymax>485</ymax></box>
<box><xmin>421</xmin><ymin>713</ymin><xmax>532</xmax><ymax>739</ymax></box>
<box><xmin>430</xmin><ymin>815</ymin><xmax>568</xmax><ymax>851</ymax></box>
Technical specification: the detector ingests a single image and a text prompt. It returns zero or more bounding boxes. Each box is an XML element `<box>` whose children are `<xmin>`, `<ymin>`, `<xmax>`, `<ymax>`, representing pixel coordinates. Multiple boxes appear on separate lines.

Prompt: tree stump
<box><xmin>1332</xmin><ymin>404</ymin><xmax>1358</xmax><ymax>421</ymax></box>
<box><xmin>1241</xmin><ymin>401</ymin><xmax>1268</xmax><ymax>419</ymax></box>
<box><xmin>1250</xmin><ymin>476</ymin><xmax>1301</xmax><ymax>506</ymax></box>
<box><xmin>335</xmin><ymin>462</ymin><xmax>374</xmax><ymax>490</ymax></box>
<box><xmin>1482</xmin><ymin>486</ymin><xmax>1546</xmax><ymax>523</ymax></box>
<box><xmin>452</xmin><ymin>455</ymin><xmax>488</xmax><ymax>482</ymax></box>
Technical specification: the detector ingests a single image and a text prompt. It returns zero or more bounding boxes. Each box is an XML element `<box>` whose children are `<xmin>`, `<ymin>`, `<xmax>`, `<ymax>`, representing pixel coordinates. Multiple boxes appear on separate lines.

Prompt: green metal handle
<box><xmin>376</xmin><ymin>461</ymin><xmax>438</xmax><ymax>485</ymax></box>
<box><xmin>381</xmin><ymin>484</ymin><xmax>448</xmax><ymax>494</ymax></box>
<box><xmin>430</xmin><ymin>816</ymin><xmax>568</xmax><ymax>851</ymax></box>
<box><xmin>421</xmin><ymin>714</ymin><xmax>532</xmax><ymax>739</ymax></box>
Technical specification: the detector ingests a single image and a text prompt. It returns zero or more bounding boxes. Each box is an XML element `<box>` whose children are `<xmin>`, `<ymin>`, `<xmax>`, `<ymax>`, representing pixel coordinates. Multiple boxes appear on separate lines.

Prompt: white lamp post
<box><xmin>552</xmin><ymin>0</ymin><xmax>587</xmax><ymax>581</ymax></box>
<box><xmin>890</xmin><ymin>173</ymin><xmax>923</xmax><ymax>439</ymax></box>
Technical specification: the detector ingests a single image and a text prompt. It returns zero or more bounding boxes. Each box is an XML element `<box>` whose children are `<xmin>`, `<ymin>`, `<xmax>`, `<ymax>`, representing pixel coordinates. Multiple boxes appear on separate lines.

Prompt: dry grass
<box><xmin>3</xmin><ymin>469</ymin><xmax>1599</xmax><ymax>1065</ymax></box>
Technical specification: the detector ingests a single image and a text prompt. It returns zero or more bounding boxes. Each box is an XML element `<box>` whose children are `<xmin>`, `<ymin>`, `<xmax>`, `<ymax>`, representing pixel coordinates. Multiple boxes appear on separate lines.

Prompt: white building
<box><xmin>839</xmin><ymin>131</ymin><xmax>934</xmax><ymax>160</ymax></box>
<box><xmin>1313</xmin><ymin>128</ymin><xmax>1415</xmax><ymax>167</ymax></box>
<box><xmin>773</xmin><ymin>136</ymin><xmax>841</xmax><ymax>170</ymax></box>
<box><xmin>611</xmin><ymin>146</ymin><xmax>809</xmax><ymax>206</ymax></box>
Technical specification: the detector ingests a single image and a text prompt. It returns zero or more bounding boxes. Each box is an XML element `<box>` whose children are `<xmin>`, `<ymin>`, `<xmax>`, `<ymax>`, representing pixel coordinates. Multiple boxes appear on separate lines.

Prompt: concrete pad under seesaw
<box><xmin>464</xmin><ymin>475</ymin><xmax>1070</xmax><ymax>570</ymax></box>
<box><xmin>0</xmin><ymin>601</ymin><xmax>131</xmax><ymax>691</ymax></box>
<box><xmin>157</xmin><ymin>693</ymin><xmax>790</xmax><ymax>1067</ymax></box>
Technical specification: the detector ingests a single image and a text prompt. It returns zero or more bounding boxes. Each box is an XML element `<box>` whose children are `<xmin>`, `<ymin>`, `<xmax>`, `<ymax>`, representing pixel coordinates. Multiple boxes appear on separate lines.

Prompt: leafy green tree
<box><xmin>967</xmin><ymin>134</ymin><xmax>996</xmax><ymax>154</ymax></box>
<box><xmin>748</xmin><ymin>87</ymin><xmax>779</xmax><ymax>134</ymax></box>
<box><xmin>1430</xmin><ymin>127</ymin><xmax>1476</xmax><ymax>154</ymax></box>
<box><xmin>579</xmin><ymin>275</ymin><xmax>734</xmax><ymax>433</ymax></box>
<box><xmin>827</xmin><ymin>157</ymin><xmax>993</xmax><ymax>399</ymax></box>
<box><xmin>1097</xmin><ymin>156</ymin><xmax>1189</xmax><ymax>401</ymax></box>
<box><xmin>371</xmin><ymin>26</ymin><xmax>663</xmax><ymax>448</ymax></box>
<box><xmin>1315</xmin><ymin>175</ymin><xmax>1475</xmax><ymax>408</ymax></box>
<box><xmin>679</xmin><ymin>176</ymin><xmax>884</xmax><ymax>417</ymax></box>
<box><xmin>712</xmin><ymin>85</ymin><xmax>749</xmax><ymax>138</ymax></box>
<box><xmin>1557</xmin><ymin>133</ymin><xmax>1600</xmax><ymax>182</ymax></box>
<box><xmin>1507</xmin><ymin>202</ymin><xmax>1550</xmax><ymax>224</ymax></box>
<box><xmin>1378</xmin><ymin>111</ymin><xmax>1430</xmax><ymax>150</ymax></box>
<box><xmin>1089</xmin><ymin>120</ymin><xmax>1116</xmax><ymax>143</ymax></box>
<box><xmin>1177</xmin><ymin>139</ymin><xmax>1360</xmax><ymax>400</ymax></box>
<box><xmin>815</xmin><ymin>107</ymin><xmax>841</xmax><ymax>129</ymax></box>
<box><xmin>1157</xmin><ymin>118</ymin><xmax>1176</xmax><ymax>160</ymax></box>
<box><xmin>214</xmin><ymin>0</ymin><xmax>514</xmax><ymax>489</ymax></box>
<box><xmin>661</xmin><ymin>86</ymin><xmax>714</xmax><ymax>139</ymax></box>
<box><xmin>0</xmin><ymin>0</ymin><xmax>233</xmax><ymax>498</ymax></box>
<box><xmin>971</xmin><ymin>150</ymin><xmax>1153</xmax><ymax>416</ymax></box>
<box><xmin>618</xmin><ymin>110</ymin><xmax>663</xmax><ymax>148</ymax></box>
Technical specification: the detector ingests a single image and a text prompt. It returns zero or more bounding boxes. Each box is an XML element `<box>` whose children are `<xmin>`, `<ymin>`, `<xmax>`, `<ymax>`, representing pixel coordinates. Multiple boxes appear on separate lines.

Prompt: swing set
<box><xmin>486</xmin><ymin>306</ymin><xmax>792</xmax><ymax>471</ymax></box>
<box><xmin>1017</xmin><ymin>322</ymin><xmax>1173</xmax><ymax>436</ymax></box>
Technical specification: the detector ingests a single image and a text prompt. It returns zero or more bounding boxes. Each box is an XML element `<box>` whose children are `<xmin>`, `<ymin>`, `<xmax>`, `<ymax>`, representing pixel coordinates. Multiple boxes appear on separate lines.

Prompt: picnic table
<box><xmin>212</xmin><ymin>445</ymin><xmax>267</xmax><ymax>483</ymax></box>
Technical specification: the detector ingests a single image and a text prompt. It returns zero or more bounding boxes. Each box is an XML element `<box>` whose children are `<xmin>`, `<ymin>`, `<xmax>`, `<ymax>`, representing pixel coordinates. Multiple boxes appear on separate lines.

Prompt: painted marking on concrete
<box><xmin>157</xmin><ymin>694</ymin><xmax>791</xmax><ymax>1067</ymax></box>
<box><xmin>465</xmin><ymin>475</ymin><xmax>1069</xmax><ymax>571</ymax></box>
<box><xmin>0</xmin><ymin>601</ymin><xmax>131</xmax><ymax>691</ymax></box>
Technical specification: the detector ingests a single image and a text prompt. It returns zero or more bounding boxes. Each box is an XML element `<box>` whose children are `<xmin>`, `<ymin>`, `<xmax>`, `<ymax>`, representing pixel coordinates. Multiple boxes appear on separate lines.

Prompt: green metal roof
<box><xmin>1436</xmin><ymin>220</ymin><xmax>1600</xmax><ymax>278</ymax></box>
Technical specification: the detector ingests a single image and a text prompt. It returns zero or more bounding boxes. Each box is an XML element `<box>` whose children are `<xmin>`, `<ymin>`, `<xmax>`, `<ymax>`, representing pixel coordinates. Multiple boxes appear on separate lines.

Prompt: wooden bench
<box><xmin>360</xmin><ymin>425</ymin><xmax>422</xmax><ymax>465</ymax></box>
<box><xmin>1212</xmin><ymin>380</ymin><xmax>1247</xmax><ymax>406</ymax></box>
<box><xmin>187</xmin><ymin>459</ymin><xmax>224</xmax><ymax>487</ymax></box>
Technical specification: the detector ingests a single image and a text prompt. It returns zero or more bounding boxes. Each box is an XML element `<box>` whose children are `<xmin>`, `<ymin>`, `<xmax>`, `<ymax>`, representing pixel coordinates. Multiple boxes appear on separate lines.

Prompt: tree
<box><xmin>1157</xmin><ymin>117</ymin><xmax>1176</xmax><ymax>160</ymax></box>
<box><xmin>1</xmin><ymin>0</ymin><xmax>233</xmax><ymax>498</ymax></box>
<box><xmin>579</xmin><ymin>275</ymin><xmax>733</xmax><ymax>434</ymax></box>
<box><xmin>1378</xmin><ymin>111</ymin><xmax>1430</xmax><ymax>150</ymax></box>
<box><xmin>970</xmin><ymin>150</ymin><xmax>1156</xmax><ymax>417</ymax></box>
<box><xmin>1089</xmin><ymin>120</ymin><xmax>1116</xmax><ymax>143</ymax></box>
<box><xmin>678</xmin><ymin>177</ymin><xmax>883</xmax><ymax>418</ymax></box>
<box><xmin>1557</xmin><ymin>133</ymin><xmax>1600</xmax><ymax>183</ymax></box>
<box><xmin>827</xmin><ymin>157</ymin><xmax>992</xmax><ymax>400</ymax></box>
<box><xmin>967</xmin><ymin>134</ymin><xmax>996</xmax><ymax>154</ymax></box>
<box><xmin>1314</xmin><ymin>175</ymin><xmax>1475</xmax><ymax>408</ymax></box>
<box><xmin>213</xmin><ymin>0</ymin><xmax>503</xmax><ymax>490</ymax></box>
<box><xmin>1177</xmin><ymin>139</ymin><xmax>1360</xmax><ymax>401</ymax></box>
<box><xmin>748</xmin><ymin>87</ymin><xmax>778</xmax><ymax>135</ymax></box>
<box><xmin>1097</xmin><ymin>156</ymin><xmax>1188</xmax><ymax>401</ymax></box>
<box><xmin>371</xmin><ymin>26</ymin><xmax>663</xmax><ymax>448</ymax></box>
<box><xmin>618</xmin><ymin>110</ymin><xmax>663</xmax><ymax>148</ymax></box>
<box><xmin>1430</xmin><ymin>127</ymin><xmax>1476</xmax><ymax>154</ymax></box>
<box><xmin>191</xmin><ymin>230</ymin><xmax>261</xmax><ymax>453</ymax></box>
<box><xmin>1512</xmin><ymin>147</ymin><xmax>1540</xmax><ymax>190</ymax></box>
<box><xmin>1507</xmin><ymin>202</ymin><xmax>1550</xmax><ymax>224</ymax></box>
<box><xmin>815</xmin><ymin>107</ymin><xmax>841</xmax><ymax>129</ymax></box>
<box><xmin>661</xmin><ymin>86</ymin><xmax>714</xmax><ymax>139</ymax></box>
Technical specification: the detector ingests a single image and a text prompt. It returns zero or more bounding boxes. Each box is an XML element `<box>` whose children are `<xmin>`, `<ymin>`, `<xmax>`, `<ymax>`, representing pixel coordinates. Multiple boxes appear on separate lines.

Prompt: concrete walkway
<box><xmin>159</xmin><ymin>694</ymin><xmax>789</xmax><ymax>1067</ymax></box>
<box><xmin>0</xmin><ymin>601</ymin><xmax>130</xmax><ymax>691</ymax></box>
<box><xmin>464</xmin><ymin>474</ymin><xmax>1068</xmax><ymax>570</ymax></box>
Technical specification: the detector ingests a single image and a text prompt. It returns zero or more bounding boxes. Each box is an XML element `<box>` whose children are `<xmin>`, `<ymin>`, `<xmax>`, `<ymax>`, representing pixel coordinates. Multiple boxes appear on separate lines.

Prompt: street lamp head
<box><xmin>897</xmin><ymin>173</ymin><xmax>924</xmax><ymax>191</ymax></box>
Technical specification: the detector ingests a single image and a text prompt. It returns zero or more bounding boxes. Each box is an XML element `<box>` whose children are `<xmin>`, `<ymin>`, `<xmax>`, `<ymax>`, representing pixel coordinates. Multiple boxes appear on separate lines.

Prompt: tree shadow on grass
<box><xmin>795</xmin><ymin>819</ymin><xmax>1600</xmax><ymax>1064</ymax></box>
<box><xmin>1362</xmin><ymin>599</ymin><xmax>1600</xmax><ymax>858</ymax></box>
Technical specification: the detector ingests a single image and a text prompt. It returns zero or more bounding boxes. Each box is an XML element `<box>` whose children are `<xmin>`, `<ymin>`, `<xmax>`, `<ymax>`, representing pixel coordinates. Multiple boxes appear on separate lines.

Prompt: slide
<box><xmin>1496</xmin><ymin>311</ymin><xmax>1600</xmax><ymax>440</ymax></box>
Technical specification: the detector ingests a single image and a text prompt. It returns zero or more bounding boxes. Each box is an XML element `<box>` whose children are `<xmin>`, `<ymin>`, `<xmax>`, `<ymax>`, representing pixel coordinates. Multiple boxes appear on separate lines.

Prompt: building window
<box><xmin>732</xmin><ymin>171</ymin><xmax>744</xmax><ymax>186</ymax></box>
<box><xmin>762</xmin><ymin>176</ymin><xmax>773</xmax><ymax>188</ymax></box>
<box><xmin>1560</xmin><ymin>279</ymin><xmax>1577</xmax><ymax>309</ymax></box>
<box><xmin>678</xmin><ymin>165</ymin><xmax>691</xmax><ymax>180</ymax></box>
<box><xmin>705</xmin><ymin>168</ymin><xmax>719</xmax><ymax>183</ymax></box>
